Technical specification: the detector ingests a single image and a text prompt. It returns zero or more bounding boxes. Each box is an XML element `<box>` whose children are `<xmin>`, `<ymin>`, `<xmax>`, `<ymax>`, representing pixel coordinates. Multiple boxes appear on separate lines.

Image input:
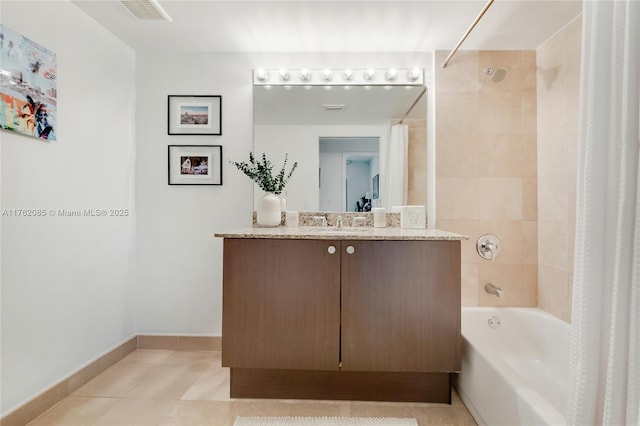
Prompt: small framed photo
<box><xmin>168</xmin><ymin>145</ymin><xmax>222</xmax><ymax>185</ymax></box>
<box><xmin>168</xmin><ymin>95</ymin><xmax>222</xmax><ymax>135</ymax></box>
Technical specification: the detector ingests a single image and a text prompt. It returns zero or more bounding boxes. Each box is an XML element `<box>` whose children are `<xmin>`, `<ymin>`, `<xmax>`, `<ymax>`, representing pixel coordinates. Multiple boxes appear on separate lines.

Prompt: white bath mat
<box><xmin>234</xmin><ymin>417</ymin><xmax>418</xmax><ymax>426</ymax></box>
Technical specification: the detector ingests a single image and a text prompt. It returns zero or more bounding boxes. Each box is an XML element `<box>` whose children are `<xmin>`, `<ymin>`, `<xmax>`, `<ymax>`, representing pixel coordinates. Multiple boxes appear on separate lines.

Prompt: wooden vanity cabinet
<box><xmin>221</xmin><ymin>237</ymin><xmax>461</xmax><ymax>402</ymax></box>
<box><xmin>222</xmin><ymin>238</ymin><xmax>341</xmax><ymax>371</ymax></box>
<box><xmin>341</xmin><ymin>240</ymin><xmax>461</xmax><ymax>372</ymax></box>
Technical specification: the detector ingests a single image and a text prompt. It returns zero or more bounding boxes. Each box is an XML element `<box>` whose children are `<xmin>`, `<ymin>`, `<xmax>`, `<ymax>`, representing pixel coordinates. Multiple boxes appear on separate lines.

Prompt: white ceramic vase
<box><xmin>257</xmin><ymin>192</ymin><xmax>281</xmax><ymax>226</ymax></box>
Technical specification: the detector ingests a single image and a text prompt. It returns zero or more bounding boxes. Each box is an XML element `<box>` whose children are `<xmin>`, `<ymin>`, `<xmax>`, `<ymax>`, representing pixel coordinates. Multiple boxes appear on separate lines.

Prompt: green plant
<box><xmin>231</xmin><ymin>152</ymin><xmax>298</xmax><ymax>194</ymax></box>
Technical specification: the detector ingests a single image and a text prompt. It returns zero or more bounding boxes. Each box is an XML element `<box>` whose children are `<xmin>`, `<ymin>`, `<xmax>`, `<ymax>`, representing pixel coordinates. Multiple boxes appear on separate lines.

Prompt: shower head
<box><xmin>484</xmin><ymin>66</ymin><xmax>507</xmax><ymax>83</ymax></box>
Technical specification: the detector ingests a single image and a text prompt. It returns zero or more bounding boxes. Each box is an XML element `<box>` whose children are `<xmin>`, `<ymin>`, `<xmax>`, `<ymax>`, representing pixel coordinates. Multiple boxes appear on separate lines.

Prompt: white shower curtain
<box><xmin>567</xmin><ymin>1</ymin><xmax>640</xmax><ymax>425</ymax></box>
<box><xmin>380</xmin><ymin>124</ymin><xmax>408</xmax><ymax>208</ymax></box>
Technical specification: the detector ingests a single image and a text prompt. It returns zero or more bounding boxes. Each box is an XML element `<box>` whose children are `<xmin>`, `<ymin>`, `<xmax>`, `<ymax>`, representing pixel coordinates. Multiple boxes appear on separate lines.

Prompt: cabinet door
<box><xmin>222</xmin><ymin>238</ymin><xmax>341</xmax><ymax>371</ymax></box>
<box><xmin>341</xmin><ymin>240</ymin><xmax>461</xmax><ymax>372</ymax></box>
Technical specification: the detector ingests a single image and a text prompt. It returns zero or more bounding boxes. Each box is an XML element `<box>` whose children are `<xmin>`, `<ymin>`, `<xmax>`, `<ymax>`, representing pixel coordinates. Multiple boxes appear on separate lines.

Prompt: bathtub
<box><xmin>454</xmin><ymin>307</ymin><xmax>570</xmax><ymax>426</ymax></box>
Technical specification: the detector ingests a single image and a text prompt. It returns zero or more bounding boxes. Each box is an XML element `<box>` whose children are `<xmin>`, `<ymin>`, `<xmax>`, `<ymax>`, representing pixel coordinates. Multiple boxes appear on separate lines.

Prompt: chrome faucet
<box><xmin>484</xmin><ymin>283</ymin><xmax>503</xmax><ymax>298</ymax></box>
<box><xmin>313</xmin><ymin>215</ymin><xmax>327</xmax><ymax>227</ymax></box>
<box><xmin>477</xmin><ymin>234</ymin><xmax>501</xmax><ymax>261</ymax></box>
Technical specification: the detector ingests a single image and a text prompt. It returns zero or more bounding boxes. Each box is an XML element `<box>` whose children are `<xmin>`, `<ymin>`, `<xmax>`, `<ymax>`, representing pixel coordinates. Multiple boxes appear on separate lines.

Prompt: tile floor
<box><xmin>27</xmin><ymin>349</ymin><xmax>477</xmax><ymax>426</ymax></box>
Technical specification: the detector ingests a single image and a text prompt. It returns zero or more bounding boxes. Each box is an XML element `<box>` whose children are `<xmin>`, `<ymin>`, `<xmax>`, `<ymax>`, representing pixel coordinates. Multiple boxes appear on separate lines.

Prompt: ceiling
<box><xmin>73</xmin><ymin>0</ymin><xmax>583</xmax><ymax>53</ymax></box>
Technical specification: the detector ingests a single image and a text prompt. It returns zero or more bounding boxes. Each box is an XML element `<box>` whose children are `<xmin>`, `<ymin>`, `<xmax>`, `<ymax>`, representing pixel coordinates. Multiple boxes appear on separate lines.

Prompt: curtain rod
<box><xmin>399</xmin><ymin>87</ymin><xmax>427</xmax><ymax>124</ymax></box>
<box><xmin>441</xmin><ymin>0</ymin><xmax>495</xmax><ymax>68</ymax></box>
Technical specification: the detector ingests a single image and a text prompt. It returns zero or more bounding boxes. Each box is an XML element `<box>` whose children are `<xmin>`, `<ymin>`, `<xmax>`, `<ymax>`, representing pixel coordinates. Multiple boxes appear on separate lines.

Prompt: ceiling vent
<box><xmin>120</xmin><ymin>0</ymin><xmax>172</xmax><ymax>21</ymax></box>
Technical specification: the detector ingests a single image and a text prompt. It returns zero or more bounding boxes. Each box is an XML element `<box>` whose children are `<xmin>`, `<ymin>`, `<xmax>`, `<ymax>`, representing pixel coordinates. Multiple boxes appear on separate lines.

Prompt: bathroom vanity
<box><xmin>215</xmin><ymin>226</ymin><xmax>465</xmax><ymax>403</ymax></box>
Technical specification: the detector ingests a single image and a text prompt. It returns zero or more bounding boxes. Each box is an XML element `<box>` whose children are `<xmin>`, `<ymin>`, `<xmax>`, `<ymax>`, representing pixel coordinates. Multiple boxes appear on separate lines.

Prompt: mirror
<box><xmin>253</xmin><ymin>82</ymin><xmax>427</xmax><ymax>212</ymax></box>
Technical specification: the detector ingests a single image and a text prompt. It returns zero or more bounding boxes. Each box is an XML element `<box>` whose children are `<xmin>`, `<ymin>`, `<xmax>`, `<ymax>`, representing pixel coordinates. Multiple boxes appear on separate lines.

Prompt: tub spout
<box><xmin>485</xmin><ymin>283</ymin><xmax>503</xmax><ymax>298</ymax></box>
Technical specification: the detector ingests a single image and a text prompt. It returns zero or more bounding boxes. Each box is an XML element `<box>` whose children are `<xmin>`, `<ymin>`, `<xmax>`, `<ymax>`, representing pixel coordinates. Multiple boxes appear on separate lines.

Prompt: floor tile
<box><xmin>28</xmin><ymin>397</ymin><xmax>119</xmax><ymax>426</ymax></box>
<box><xmin>125</xmin><ymin>364</ymin><xmax>206</xmax><ymax>399</ymax></box>
<box><xmin>181</xmin><ymin>368</ymin><xmax>230</xmax><ymax>401</ymax></box>
<box><xmin>93</xmin><ymin>398</ymin><xmax>178</xmax><ymax>425</ymax></box>
<box><xmin>159</xmin><ymin>400</ymin><xmax>231</xmax><ymax>426</ymax></box>
<box><xmin>72</xmin><ymin>362</ymin><xmax>157</xmax><ymax>397</ymax></box>
<box><xmin>120</xmin><ymin>349</ymin><xmax>174</xmax><ymax>365</ymax></box>
<box><xmin>25</xmin><ymin>350</ymin><xmax>477</xmax><ymax>426</ymax></box>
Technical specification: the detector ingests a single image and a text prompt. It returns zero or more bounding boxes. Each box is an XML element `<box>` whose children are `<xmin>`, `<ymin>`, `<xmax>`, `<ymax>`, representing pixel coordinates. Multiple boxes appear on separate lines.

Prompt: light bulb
<box><xmin>279</xmin><ymin>68</ymin><xmax>290</xmax><ymax>81</ymax></box>
<box><xmin>343</xmin><ymin>69</ymin><xmax>353</xmax><ymax>81</ymax></box>
<box><xmin>407</xmin><ymin>67</ymin><xmax>421</xmax><ymax>82</ymax></box>
<box><xmin>255</xmin><ymin>68</ymin><xmax>268</xmax><ymax>82</ymax></box>
<box><xmin>385</xmin><ymin>68</ymin><xmax>398</xmax><ymax>81</ymax></box>
<box><xmin>300</xmin><ymin>68</ymin><xmax>311</xmax><ymax>82</ymax></box>
<box><xmin>322</xmin><ymin>69</ymin><xmax>333</xmax><ymax>81</ymax></box>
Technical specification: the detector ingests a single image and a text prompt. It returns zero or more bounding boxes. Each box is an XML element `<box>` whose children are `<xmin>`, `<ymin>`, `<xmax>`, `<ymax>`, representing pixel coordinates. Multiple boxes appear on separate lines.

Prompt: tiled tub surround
<box><xmin>435</xmin><ymin>50</ymin><xmax>538</xmax><ymax>308</ymax></box>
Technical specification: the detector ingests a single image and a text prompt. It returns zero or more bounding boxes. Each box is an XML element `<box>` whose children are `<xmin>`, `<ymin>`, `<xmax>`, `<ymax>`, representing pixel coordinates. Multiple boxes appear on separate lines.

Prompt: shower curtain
<box><xmin>567</xmin><ymin>1</ymin><xmax>640</xmax><ymax>425</ymax></box>
<box><xmin>380</xmin><ymin>124</ymin><xmax>408</xmax><ymax>208</ymax></box>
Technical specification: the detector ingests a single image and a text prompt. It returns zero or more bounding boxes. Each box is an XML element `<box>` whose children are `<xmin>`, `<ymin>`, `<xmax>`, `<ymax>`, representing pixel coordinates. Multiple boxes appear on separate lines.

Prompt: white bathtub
<box><xmin>454</xmin><ymin>307</ymin><xmax>570</xmax><ymax>426</ymax></box>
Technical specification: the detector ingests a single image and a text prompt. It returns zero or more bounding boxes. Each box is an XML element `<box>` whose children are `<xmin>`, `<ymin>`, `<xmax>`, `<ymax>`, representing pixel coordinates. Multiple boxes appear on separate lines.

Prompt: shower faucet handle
<box><xmin>477</xmin><ymin>234</ymin><xmax>501</xmax><ymax>260</ymax></box>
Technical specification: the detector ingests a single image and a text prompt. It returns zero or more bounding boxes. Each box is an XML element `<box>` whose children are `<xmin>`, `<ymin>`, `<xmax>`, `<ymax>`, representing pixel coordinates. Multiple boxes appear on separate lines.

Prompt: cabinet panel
<box><xmin>341</xmin><ymin>240</ymin><xmax>461</xmax><ymax>372</ymax></box>
<box><xmin>222</xmin><ymin>239</ymin><xmax>341</xmax><ymax>370</ymax></box>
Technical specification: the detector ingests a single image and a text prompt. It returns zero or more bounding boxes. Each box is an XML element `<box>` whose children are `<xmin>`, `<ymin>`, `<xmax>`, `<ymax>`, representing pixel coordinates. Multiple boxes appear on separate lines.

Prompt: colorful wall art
<box><xmin>0</xmin><ymin>25</ymin><xmax>57</xmax><ymax>141</ymax></box>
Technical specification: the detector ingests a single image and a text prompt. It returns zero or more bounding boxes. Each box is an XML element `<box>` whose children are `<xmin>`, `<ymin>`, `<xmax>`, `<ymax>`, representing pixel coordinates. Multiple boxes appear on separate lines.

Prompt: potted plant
<box><xmin>231</xmin><ymin>152</ymin><xmax>298</xmax><ymax>226</ymax></box>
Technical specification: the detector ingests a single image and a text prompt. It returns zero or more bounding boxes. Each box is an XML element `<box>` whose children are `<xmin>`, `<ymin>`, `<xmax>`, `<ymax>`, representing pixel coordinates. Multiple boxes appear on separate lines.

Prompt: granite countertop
<box><xmin>214</xmin><ymin>226</ymin><xmax>467</xmax><ymax>241</ymax></box>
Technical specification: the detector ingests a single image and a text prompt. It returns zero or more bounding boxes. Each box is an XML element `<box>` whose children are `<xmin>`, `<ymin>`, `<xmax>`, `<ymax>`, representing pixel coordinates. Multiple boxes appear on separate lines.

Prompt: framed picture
<box><xmin>0</xmin><ymin>24</ymin><xmax>57</xmax><ymax>141</ymax></box>
<box><xmin>168</xmin><ymin>145</ymin><xmax>222</xmax><ymax>185</ymax></box>
<box><xmin>168</xmin><ymin>95</ymin><xmax>222</xmax><ymax>135</ymax></box>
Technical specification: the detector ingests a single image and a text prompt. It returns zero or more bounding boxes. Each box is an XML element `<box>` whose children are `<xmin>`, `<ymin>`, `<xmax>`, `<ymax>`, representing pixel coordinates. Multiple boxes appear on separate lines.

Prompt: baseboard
<box><xmin>0</xmin><ymin>335</ymin><xmax>221</xmax><ymax>426</ymax></box>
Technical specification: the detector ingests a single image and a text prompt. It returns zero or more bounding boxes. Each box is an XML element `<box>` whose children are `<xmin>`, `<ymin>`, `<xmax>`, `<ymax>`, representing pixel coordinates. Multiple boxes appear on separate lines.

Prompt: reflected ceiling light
<box><xmin>303</xmin><ymin>85</ymin><xmax>312</xmax><ymax>90</ymax></box>
<box><xmin>343</xmin><ymin>85</ymin><xmax>352</xmax><ymax>91</ymax></box>
<box><xmin>384</xmin><ymin>85</ymin><xmax>393</xmax><ymax>91</ymax></box>
<box><xmin>343</xmin><ymin>69</ymin><xmax>353</xmax><ymax>81</ymax></box>
<box><xmin>385</xmin><ymin>68</ymin><xmax>398</xmax><ymax>81</ymax></box>
<box><xmin>322</xmin><ymin>69</ymin><xmax>333</xmax><ymax>81</ymax></box>
<box><xmin>364</xmin><ymin>68</ymin><xmax>376</xmax><ymax>81</ymax></box>
<box><xmin>323</xmin><ymin>104</ymin><xmax>345</xmax><ymax>110</ymax></box>
<box><xmin>407</xmin><ymin>67</ymin><xmax>421</xmax><ymax>82</ymax></box>
<box><xmin>364</xmin><ymin>85</ymin><xmax>372</xmax><ymax>91</ymax></box>
<box><xmin>300</xmin><ymin>68</ymin><xmax>311</xmax><ymax>82</ymax></box>
<box><xmin>284</xmin><ymin>85</ymin><xmax>292</xmax><ymax>90</ymax></box>
<box><xmin>255</xmin><ymin>68</ymin><xmax>268</xmax><ymax>82</ymax></box>
<box><xmin>279</xmin><ymin>68</ymin><xmax>290</xmax><ymax>81</ymax></box>
<box><xmin>263</xmin><ymin>85</ymin><xmax>273</xmax><ymax>90</ymax></box>
<box><xmin>324</xmin><ymin>85</ymin><xmax>333</xmax><ymax>91</ymax></box>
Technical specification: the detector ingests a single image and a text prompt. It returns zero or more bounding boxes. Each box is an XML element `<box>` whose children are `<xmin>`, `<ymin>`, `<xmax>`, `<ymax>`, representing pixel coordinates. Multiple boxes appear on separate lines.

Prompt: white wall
<box><xmin>0</xmin><ymin>0</ymin><xmax>136</xmax><ymax>416</ymax></box>
<box><xmin>136</xmin><ymin>52</ymin><xmax>433</xmax><ymax>336</ymax></box>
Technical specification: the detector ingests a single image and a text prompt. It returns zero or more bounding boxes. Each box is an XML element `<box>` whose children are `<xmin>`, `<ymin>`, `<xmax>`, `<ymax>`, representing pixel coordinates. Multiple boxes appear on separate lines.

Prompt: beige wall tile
<box><xmin>521</xmin><ymin>91</ymin><xmax>538</xmax><ymax>134</ymax></box>
<box><xmin>435</xmin><ymin>92</ymin><xmax>479</xmax><ymax>135</ymax></box>
<box><xmin>537</xmin><ymin>174</ymin><xmax>569</xmax><ymax>222</ymax></box>
<box><xmin>436</xmin><ymin>177</ymin><xmax>479</xmax><ymax>220</ymax></box>
<box><xmin>476</xmin><ymin>220</ymin><xmax>523</xmax><ymax>264</ymax></box>
<box><xmin>538</xmin><ymin>266</ymin><xmax>571</xmax><ymax>322</ymax></box>
<box><xmin>538</xmin><ymin>128</ymin><xmax>569</xmax><ymax>177</ymax></box>
<box><xmin>461</xmin><ymin>263</ymin><xmax>479</xmax><ymax>306</ymax></box>
<box><xmin>522</xmin><ymin>221</ymin><xmax>539</xmax><ymax>265</ymax></box>
<box><xmin>522</xmin><ymin>177</ymin><xmax>538</xmax><ymax>221</ymax></box>
<box><xmin>436</xmin><ymin>220</ymin><xmax>479</xmax><ymax>265</ymax></box>
<box><xmin>538</xmin><ymin>221</ymin><xmax>570</xmax><ymax>271</ymax></box>
<box><xmin>475</xmin><ymin>91</ymin><xmax>523</xmax><ymax>134</ymax></box>
<box><xmin>436</xmin><ymin>132</ymin><xmax>478</xmax><ymax>177</ymax></box>
<box><xmin>477</xmin><ymin>134</ymin><xmax>525</xmax><ymax>177</ymax></box>
<box><xmin>477</xmin><ymin>264</ymin><xmax>536</xmax><ymax>307</ymax></box>
<box><xmin>522</xmin><ymin>134</ymin><xmax>538</xmax><ymax>177</ymax></box>
<box><xmin>435</xmin><ymin>50</ymin><xmax>480</xmax><ymax>93</ymax></box>
<box><xmin>478</xmin><ymin>177</ymin><xmax>523</xmax><ymax>220</ymax></box>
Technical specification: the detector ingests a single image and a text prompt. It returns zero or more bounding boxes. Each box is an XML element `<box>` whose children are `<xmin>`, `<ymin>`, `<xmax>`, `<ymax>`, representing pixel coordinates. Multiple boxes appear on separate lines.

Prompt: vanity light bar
<box><xmin>253</xmin><ymin>68</ymin><xmax>424</xmax><ymax>86</ymax></box>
